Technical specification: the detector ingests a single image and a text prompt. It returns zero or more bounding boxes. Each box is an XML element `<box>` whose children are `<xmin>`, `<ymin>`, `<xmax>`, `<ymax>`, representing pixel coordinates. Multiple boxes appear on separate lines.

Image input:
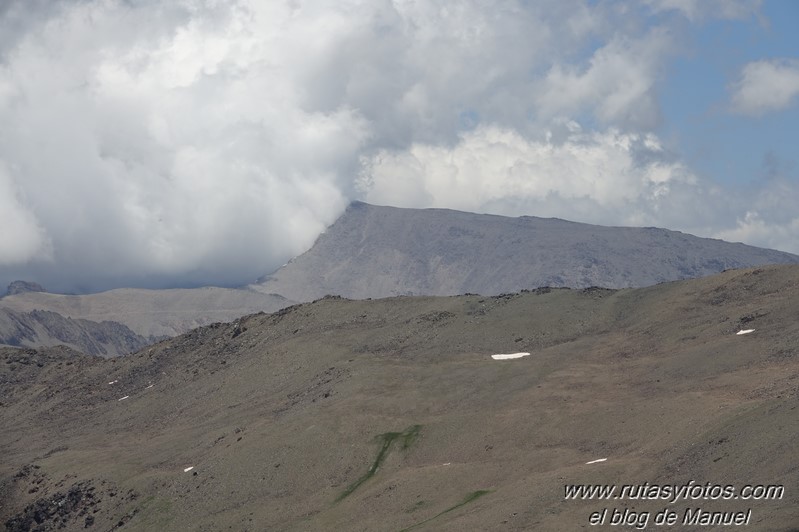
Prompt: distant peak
<box><xmin>5</xmin><ymin>280</ymin><xmax>46</xmax><ymax>297</ymax></box>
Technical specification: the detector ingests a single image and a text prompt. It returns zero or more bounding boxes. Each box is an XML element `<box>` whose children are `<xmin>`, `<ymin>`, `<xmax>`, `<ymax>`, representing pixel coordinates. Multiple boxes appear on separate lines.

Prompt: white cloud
<box><xmin>359</xmin><ymin>123</ymin><xmax>799</xmax><ymax>254</ymax></box>
<box><xmin>0</xmin><ymin>0</ymin><xmax>666</xmax><ymax>291</ymax></box>
<box><xmin>0</xmin><ymin>0</ymin><xmax>369</xmax><ymax>290</ymax></box>
<box><xmin>537</xmin><ymin>29</ymin><xmax>671</xmax><ymax>129</ymax></box>
<box><xmin>717</xmin><ymin>211</ymin><xmax>799</xmax><ymax>252</ymax></box>
<box><xmin>729</xmin><ymin>58</ymin><xmax>799</xmax><ymax>116</ymax></box>
<box><xmin>0</xmin><ymin>164</ymin><xmax>52</xmax><ymax>265</ymax></box>
<box><xmin>359</xmin><ymin>124</ymin><xmax>708</xmax><ymax>228</ymax></box>
<box><xmin>714</xmin><ymin>175</ymin><xmax>799</xmax><ymax>253</ymax></box>
<box><xmin>0</xmin><ymin>0</ymin><xmax>794</xmax><ymax>292</ymax></box>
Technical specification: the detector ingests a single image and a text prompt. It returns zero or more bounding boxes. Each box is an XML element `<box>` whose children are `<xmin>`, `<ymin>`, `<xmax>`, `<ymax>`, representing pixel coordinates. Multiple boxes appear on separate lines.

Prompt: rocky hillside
<box><xmin>2</xmin><ymin>265</ymin><xmax>798</xmax><ymax>530</ymax></box>
<box><xmin>0</xmin><ymin>308</ymin><xmax>152</xmax><ymax>357</ymax></box>
<box><xmin>253</xmin><ymin>201</ymin><xmax>799</xmax><ymax>300</ymax></box>
<box><xmin>0</xmin><ymin>286</ymin><xmax>293</xmax><ymax>339</ymax></box>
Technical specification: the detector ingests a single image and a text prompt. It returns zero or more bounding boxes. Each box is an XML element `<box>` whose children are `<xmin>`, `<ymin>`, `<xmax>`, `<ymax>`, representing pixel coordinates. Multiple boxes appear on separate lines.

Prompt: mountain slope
<box><xmin>253</xmin><ymin>201</ymin><xmax>799</xmax><ymax>300</ymax></box>
<box><xmin>5</xmin><ymin>202</ymin><xmax>798</xmax><ymax>352</ymax></box>
<box><xmin>0</xmin><ymin>286</ymin><xmax>294</xmax><ymax>339</ymax></box>
<box><xmin>0</xmin><ymin>308</ymin><xmax>152</xmax><ymax>357</ymax></box>
<box><xmin>2</xmin><ymin>265</ymin><xmax>798</xmax><ymax>531</ymax></box>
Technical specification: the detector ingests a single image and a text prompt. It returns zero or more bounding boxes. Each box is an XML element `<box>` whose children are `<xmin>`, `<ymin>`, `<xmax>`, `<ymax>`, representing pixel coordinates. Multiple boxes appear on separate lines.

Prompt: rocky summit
<box><xmin>253</xmin><ymin>202</ymin><xmax>799</xmax><ymax>301</ymax></box>
<box><xmin>4</xmin><ymin>281</ymin><xmax>46</xmax><ymax>298</ymax></box>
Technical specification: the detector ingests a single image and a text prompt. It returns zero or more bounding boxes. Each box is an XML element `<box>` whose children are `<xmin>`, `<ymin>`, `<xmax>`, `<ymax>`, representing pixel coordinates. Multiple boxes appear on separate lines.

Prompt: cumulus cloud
<box><xmin>359</xmin><ymin>123</ymin><xmax>734</xmax><ymax>233</ymax></box>
<box><xmin>0</xmin><ymin>0</ymin><xmax>794</xmax><ymax>293</ymax></box>
<box><xmin>0</xmin><ymin>0</ymin><xmax>366</xmax><ymax>291</ymax></box>
<box><xmin>721</xmin><ymin>171</ymin><xmax>799</xmax><ymax>251</ymax></box>
<box><xmin>0</xmin><ymin>164</ymin><xmax>52</xmax><ymax>265</ymax></box>
<box><xmin>729</xmin><ymin>58</ymin><xmax>799</xmax><ymax>116</ymax></box>
<box><xmin>358</xmin><ymin>122</ymin><xmax>799</xmax><ymax>254</ymax></box>
<box><xmin>537</xmin><ymin>29</ymin><xmax>671</xmax><ymax>130</ymax></box>
<box><xmin>717</xmin><ymin>211</ymin><xmax>799</xmax><ymax>254</ymax></box>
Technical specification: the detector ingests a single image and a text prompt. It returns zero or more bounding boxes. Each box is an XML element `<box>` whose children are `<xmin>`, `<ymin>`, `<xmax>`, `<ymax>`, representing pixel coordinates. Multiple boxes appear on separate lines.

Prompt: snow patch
<box><xmin>118</xmin><ymin>396</ymin><xmax>129</xmax><ymax>401</ymax></box>
<box><xmin>585</xmin><ymin>458</ymin><xmax>607</xmax><ymax>465</ymax></box>
<box><xmin>492</xmin><ymin>352</ymin><xmax>531</xmax><ymax>360</ymax></box>
<box><xmin>736</xmin><ymin>329</ymin><xmax>755</xmax><ymax>335</ymax></box>
<box><xmin>108</xmin><ymin>380</ymin><xmax>118</xmax><ymax>385</ymax></box>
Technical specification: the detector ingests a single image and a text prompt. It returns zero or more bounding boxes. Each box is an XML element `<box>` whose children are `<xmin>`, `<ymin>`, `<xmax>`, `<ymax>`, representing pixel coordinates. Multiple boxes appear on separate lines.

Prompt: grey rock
<box><xmin>5</xmin><ymin>281</ymin><xmax>45</xmax><ymax>297</ymax></box>
<box><xmin>0</xmin><ymin>308</ymin><xmax>152</xmax><ymax>357</ymax></box>
<box><xmin>252</xmin><ymin>201</ymin><xmax>799</xmax><ymax>300</ymax></box>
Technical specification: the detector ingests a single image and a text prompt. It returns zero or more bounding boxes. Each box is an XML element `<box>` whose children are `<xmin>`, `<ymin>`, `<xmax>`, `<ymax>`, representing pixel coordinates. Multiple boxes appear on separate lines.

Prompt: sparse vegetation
<box><xmin>3</xmin><ymin>266</ymin><xmax>799</xmax><ymax>530</ymax></box>
<box><xmin>336</xmin><ymin>425</ymin><xmax>422</xmax><ymax>502</ymax></box>
<box><xmin>132</xmin><ymin>495</ymin><xmax>174</xmax><ymax>529</ymax></box>
<box><xmin>400</xmin><ymin>490</ymin><xmax>493</xmax><ymax>531</ymax></box>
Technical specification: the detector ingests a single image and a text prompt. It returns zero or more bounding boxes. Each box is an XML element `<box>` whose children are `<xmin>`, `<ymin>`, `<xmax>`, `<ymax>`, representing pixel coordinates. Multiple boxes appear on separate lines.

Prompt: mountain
<box><xmin>4</xmin><ymin>202</ymin><xmax>799</xmax><ymax>353</ymax></box>
<box><xmin>0</xmin><ymin>308</ymin><xmax>152</xmax><ymax>357</ymax></box>
<box><xmin>2</xmin><ymin>265</ymin><xmax>798</xmax><ymax>531</ymax></box>
<box><xmin>4</xmin><ymin>281</ymin><xmax>46</xmax><ymax>297</ymax></box>
<box><xmin>252</xmin><ymin>201</ymin><xmax>799</xmax><ymax>300</ymax></box>
<box><xmin>0</xmin><ymin>286</ymin><xmax>293</xmax><ymax>339</ymax></box>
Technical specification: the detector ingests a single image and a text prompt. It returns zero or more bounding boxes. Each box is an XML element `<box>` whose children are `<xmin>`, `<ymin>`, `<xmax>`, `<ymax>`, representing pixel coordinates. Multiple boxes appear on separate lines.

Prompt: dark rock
<box><xmin>5</xmin><ymin>281</ymin><xmax>46</xmax><ymax>297</ymax></box>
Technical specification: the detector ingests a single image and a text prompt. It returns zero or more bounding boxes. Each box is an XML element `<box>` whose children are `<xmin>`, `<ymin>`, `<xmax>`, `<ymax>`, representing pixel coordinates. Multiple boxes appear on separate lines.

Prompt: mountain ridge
<box><xmin>0</xmin><ymin>308</ymin><xmax>153</xmax><ymax>357</ymax></box>
<box><xmin>3</xmin><ymin>202</ymin><xmax>798</xmax><ymax>352</ymax></box>
<box><xmin>252</xmin><ymin>201</ymin><xmax>799</xmax><ymax>300</ymax></box>
<box><xmin>0</xmin><ymin>287</ymin><xmax>294</xmax><ymax>339</ymax></box>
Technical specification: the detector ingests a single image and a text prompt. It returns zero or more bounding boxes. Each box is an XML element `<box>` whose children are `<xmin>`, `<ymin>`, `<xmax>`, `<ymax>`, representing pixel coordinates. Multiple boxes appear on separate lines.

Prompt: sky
<box><xmin>0</xmin><ymin>0</ymin><xmax>798</xmax><ymax>294</ymax></box>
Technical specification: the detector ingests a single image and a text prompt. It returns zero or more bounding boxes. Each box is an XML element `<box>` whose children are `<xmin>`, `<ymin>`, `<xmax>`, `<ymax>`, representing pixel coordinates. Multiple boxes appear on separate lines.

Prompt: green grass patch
<box><xmin>336</xmin><ymin>425</ymin><xmax>422</xmax><ymax>502</ymax></box>
<box><xmin>399</xmin><ymin>490</ymin><xmax>492</xmax><ymax>531</ymax></box>
<box><xmin>128</xmin><ymin>495</ymin><xmax>174</xmax><ymax>529</ymax></box>
<box><xmin>400</xmin><ymin>424</ymin><xmax>422</xmax><ymax>449</ymax></box>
